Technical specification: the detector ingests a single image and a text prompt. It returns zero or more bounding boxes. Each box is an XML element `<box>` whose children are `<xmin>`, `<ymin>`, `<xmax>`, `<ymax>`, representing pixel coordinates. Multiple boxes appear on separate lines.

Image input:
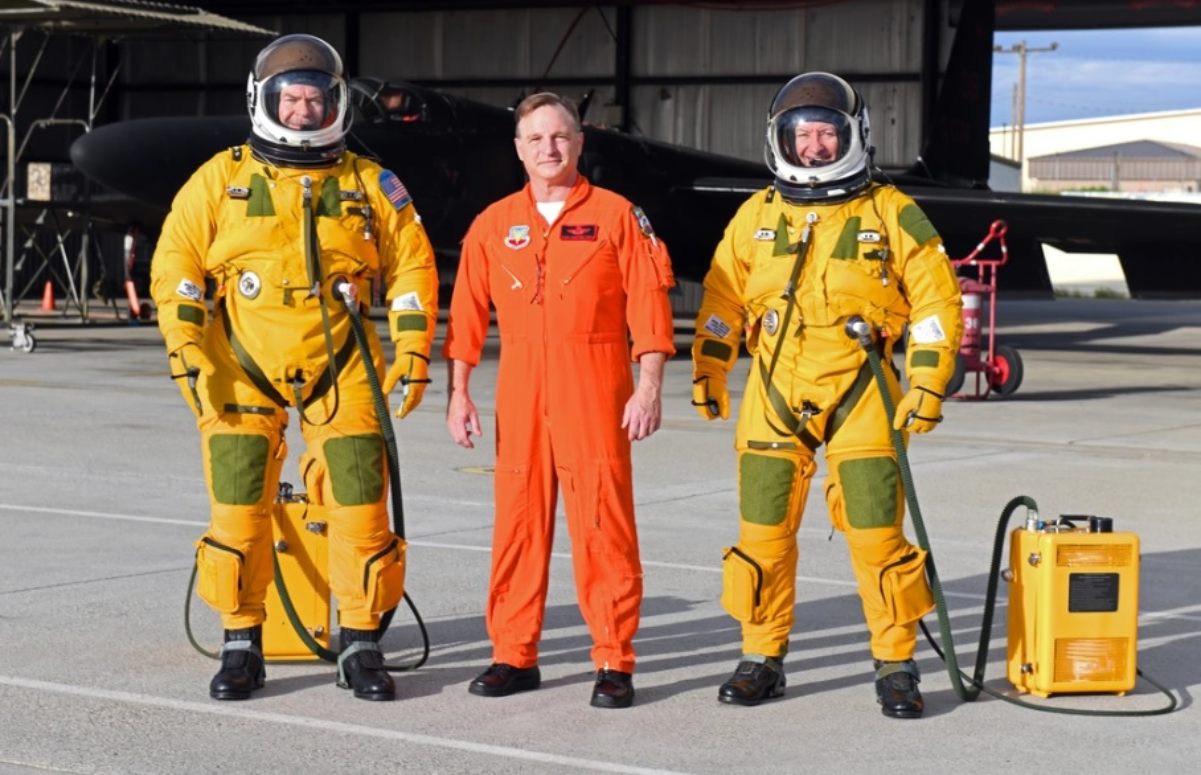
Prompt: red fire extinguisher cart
<box><xmin>947</xmin><ymin>219</ymin><xmax>1023</xmax><ymax>399</ymax></box>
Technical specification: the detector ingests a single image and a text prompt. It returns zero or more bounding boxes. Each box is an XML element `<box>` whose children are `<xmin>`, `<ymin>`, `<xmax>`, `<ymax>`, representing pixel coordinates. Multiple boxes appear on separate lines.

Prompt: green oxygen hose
<box><xmin>845</xmin><ymin>315</ymin><xmax>1176</xmax><ymax>716</ymax></box>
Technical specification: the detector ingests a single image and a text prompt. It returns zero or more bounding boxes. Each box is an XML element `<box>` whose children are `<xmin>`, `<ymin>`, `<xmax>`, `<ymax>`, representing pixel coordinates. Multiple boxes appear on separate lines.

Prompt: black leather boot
<box><xmin>209</xmin><ymin>626</ymin><xmax>265</xmax><ymax>700</ymax></box>
<box><xmin>875</xmin><ymin>660</ymin><xmax>924</xmax><ymax>718</ymax></box>
<box><xmin>590</xmin><ymin>669</ymin><xmax>635</xmax><ymax>709</ymax></box>
<box><xmin>337</xmin><ymin>627</ymin><xmax>396</xmax><ymax>701</ymax></box>
<box><xmin>717</xmin><ymin>657</ymin><xmax>785</xmax><ymax>706</ymax></box>
<box><xmin>467</xmin><ymin>663</ymin><xmax>541</xmax><ymax>697</ymax></box>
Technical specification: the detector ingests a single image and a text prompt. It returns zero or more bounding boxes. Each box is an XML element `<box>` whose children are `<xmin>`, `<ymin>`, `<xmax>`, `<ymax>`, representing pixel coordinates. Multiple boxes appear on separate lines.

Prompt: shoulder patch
<box><xmin>379</xmin><ymin>169</ymin><xmax>412</xmax><ymax>211</ymax></box>
<box><xmin>898</xmin><ymin>204</ymin><xmax>939</xmax><ymax>245</ymax></box>
<box><xmin>631</xmin><ymin>206</ymin><xmax>655</xmax><ymax>238</ymax></box>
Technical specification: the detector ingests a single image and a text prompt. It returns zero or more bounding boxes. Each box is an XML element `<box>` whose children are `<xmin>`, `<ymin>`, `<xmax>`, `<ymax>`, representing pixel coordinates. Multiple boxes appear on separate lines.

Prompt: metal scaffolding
<box><xmin>1</xmin><ymin>0</ymin><xmax>272</xmax><ymax>348</ymax></box>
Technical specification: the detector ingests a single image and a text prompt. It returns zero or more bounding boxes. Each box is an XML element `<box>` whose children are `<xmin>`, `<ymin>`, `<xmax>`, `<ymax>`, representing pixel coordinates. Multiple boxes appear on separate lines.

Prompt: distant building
<box><xmin>1028</xmin><ymin>140</ymin><xmax>1201</xmax><ymax>193</ymax></box>
<box><xmin>989</xmin><ymin>108</ymin><xmax>1201</xmax><ymax>191</ymax></box>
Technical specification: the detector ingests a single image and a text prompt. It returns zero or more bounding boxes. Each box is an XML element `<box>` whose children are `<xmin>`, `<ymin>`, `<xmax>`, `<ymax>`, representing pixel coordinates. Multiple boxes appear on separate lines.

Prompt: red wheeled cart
<box><xmin>946</xmin><ymin>219</ymin><xmax>1023</xmax><ymax>400</ymax></box>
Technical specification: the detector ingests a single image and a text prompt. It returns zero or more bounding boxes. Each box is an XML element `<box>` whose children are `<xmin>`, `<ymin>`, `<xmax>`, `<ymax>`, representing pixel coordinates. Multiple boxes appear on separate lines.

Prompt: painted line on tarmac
<box><xmin>0</xmin><ymin>503</ymin><xmax>986</xmax><ymax>601</ymax></box>
<box><xmin>0</xmin><ymin>676</ymin><xmax>686</xmax><ymax>775</ymax></box>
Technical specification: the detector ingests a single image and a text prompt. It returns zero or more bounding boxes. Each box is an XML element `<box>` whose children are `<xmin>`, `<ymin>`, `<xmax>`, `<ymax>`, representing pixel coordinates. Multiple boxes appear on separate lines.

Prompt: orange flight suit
<box><xmin>444</xmin><ymin>176</ymin><xmax>675</xmax><ymax>673</ymax></box>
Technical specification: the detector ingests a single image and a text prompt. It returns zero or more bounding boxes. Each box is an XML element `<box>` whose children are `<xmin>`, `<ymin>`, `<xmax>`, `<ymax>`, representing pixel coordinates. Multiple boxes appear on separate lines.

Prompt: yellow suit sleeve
<box><xmin>887</xmin><ymin>189</ymin><xmax>963</xmax><ymax>394</ymax></box>
<box><xmin>369</xmin><ymin>163</ymin><xmax>438</xmax><ymax>361</ymax></box>
<box><xmin>692</xmin><ymin>194</ymin><xmax>756</xmax><ymax>375</ymax></box>
<box><xmin>149</xmin><ymin>153</ymin><xmax>226</xmax><ymax>357</ymax></box>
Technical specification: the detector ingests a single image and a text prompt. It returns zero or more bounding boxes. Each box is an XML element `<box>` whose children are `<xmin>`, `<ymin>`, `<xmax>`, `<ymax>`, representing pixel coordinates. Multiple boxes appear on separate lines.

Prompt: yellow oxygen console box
<box><xmin>263</xmin><ymin>489</ymin><xmax>331</xmax><ymax>661</ymax></box>
<box><xmin>1007</xmin><ymin>516</ymin><xmax>1138</xmax><ymax>697</ymax></box>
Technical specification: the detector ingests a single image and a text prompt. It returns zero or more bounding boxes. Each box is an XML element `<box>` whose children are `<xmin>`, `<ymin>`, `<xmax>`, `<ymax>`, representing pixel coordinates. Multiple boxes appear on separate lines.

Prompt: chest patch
<box><xmin>561</xmin><ymin>223</ymin><xmax>598</xmax><ymax>241</ymax></box>
<box><xmin>505</xmin><ymin>225</ymin><xmax>531</xmax><ymax>250</ymax></box>
<box><xmin>858</xmin><ymin>230</ymin><xmax>882</xmax><ymax>243</ymax></box>
<box><xmin>753</xmin><ymin>228</ymin><xmax>776</xmax><ymax>241</ymax></box>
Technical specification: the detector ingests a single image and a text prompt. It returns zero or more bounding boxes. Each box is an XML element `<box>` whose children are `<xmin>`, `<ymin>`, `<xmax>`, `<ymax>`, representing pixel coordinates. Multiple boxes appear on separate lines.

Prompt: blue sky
<box><xmin>991</xmin><ymin>27</ymin><xmax>1201</xmax><ymax>125</ymax></box>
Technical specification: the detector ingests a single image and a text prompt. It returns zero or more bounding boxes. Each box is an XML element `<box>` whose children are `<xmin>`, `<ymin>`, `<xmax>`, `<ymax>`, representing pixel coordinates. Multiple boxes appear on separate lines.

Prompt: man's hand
<box><xmin>447</xmin><ymin>389</ymin><xmax>482</xmax><ymax>449</ymax></box>
<box><xmin>622</xmin><ymin>385</ymin><xmax>662</xmax><ymax>441</ymax></box>
<box><xmin>893</xmin><ymin>384</ymin><xmax>944</xmax><ymax>434</ymax></box>
<box><xmin>691</xmin><ymin>367</ymin><xmax>729</xmax><ymax>421</ymax></box>
<box><xmin>383</xmin><ymin>351</ymin><xmax>431</xmax><ymax>419</ymax></box>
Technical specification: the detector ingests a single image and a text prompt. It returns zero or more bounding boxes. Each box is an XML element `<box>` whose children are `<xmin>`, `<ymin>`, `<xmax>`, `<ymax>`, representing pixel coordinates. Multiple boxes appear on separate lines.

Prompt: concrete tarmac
<box><xmin>1</xmin><ymin>298</ymin><xmax>1199</xmax><ymax>774</ymax></box>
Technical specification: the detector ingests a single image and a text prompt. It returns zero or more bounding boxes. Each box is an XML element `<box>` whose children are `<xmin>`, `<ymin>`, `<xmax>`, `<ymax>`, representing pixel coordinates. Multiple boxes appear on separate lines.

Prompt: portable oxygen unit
<box><xmin>1006</xmin><ymin>514</ymin><xmax>1139</xmax><ymax>697</ymax></box>
<box><xmin>263</xmin><ymin>484</ymin><xmax>331</xmax><ymax>660</ymax></box>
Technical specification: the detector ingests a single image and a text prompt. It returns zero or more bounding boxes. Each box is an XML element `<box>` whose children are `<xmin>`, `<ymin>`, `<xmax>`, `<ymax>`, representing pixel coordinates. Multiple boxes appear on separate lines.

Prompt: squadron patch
<box><xmin>910</xmin><ymin>314</ymin><xmax>947</xmax><ymax>344</ymax></box>
<box><xmin>504</xmin><ymin>225</ymin><xmax>531</xmax><ymax>250</ymax></box>
<box><xmin>754</xmin><ymin>228</ymin><xmax>777</xmax><ymax>241</ymax></box>
<box><xmin>703</xmin><ymin>314</ymin><xmax>732</xmax><ymax>339</ymax></box>
<box><xmin>391</xmin><ymin>291</ymin><xmax>423</xmax><ymax>312</ymax></box>
<box><xmin>176</xmin><ymin>279</ymin><xmax>203</xmax><ymax>302</ymax></box>
<box><xmin>237</xmin><ymin>271</ymin><xmax>261</xmax><ymax>300</ymax></box>
<box><xmin>379</xmin><ymin>169</ymin><xmax>412</xmax><ymax>211</ymax></box>
<box><xmin>561</xmin><ymin>223</ymin><xmax>598</xmax><ymax>241</ymax></box>
<box><xmin>632</xmin><ymin>206</ymin><xmax>655</xmax><ymax>238</ymax></box>
<box><xmin>763</xmin><ymin>308</ymin><xmax>780</xmax><ymax>336</ymax></box>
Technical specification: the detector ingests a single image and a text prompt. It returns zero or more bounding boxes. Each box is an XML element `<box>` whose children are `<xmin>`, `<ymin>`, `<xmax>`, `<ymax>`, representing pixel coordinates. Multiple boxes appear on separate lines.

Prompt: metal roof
<box><xmin>1032</xmin><ymin>139</ymin><xmax>1201</xmax><ymax>162</ymax></box>
<box><xmin>0</xmin><ymin>0</ymin><xmax>275</xmax><ymax>37</ymax></box>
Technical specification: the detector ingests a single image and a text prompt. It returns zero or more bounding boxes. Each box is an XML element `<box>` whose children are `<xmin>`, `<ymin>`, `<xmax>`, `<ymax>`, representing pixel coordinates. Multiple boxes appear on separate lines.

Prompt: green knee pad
<box><xmin>837</xmin><ymin>456</ymin><xmax>900</xmax><ymax>530</ymax></box>
<box><xmin>739</xmin><ymin>453</ymin><xmax>797</xmax><ymax>526</ymax></box>
<box><xmin>323</xmin><ymin>433</ymin><xmax>385</xmax><ymax>506</ymax></box>
<box><xmin>209</xmin><ymin>434</ymin><xmax>269</xmax><ymax>506</ymax></box>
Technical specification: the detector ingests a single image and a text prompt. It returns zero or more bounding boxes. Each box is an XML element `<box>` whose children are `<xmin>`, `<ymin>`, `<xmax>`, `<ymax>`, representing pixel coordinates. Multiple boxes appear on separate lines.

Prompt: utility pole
<box><xmin>994</xmin><ymin>40</ymin><xmax>1058</xmax><ymax>167</ymax></box>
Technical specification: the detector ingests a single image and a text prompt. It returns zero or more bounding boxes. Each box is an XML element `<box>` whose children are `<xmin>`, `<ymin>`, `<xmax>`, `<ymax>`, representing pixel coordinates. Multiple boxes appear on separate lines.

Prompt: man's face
<box><xmin>794</xmin><ymin>120</ymin><xmax>840</xmax><ymax>167</ymax></box>
<box><xmin>278</xmin><ymin>83</ymin><xmax>326</xmax><ymax>130</ymax></box>
<box><xmin>514</xmin><ymin>104</ymin><xmax>583</xmax><ymax>187</ymax></box>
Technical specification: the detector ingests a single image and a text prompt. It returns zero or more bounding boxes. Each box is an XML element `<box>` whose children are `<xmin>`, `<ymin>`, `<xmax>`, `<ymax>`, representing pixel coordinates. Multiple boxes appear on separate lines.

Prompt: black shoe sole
<box><xmin>717</xmin><ymin>683</ymin><xmax>785</xmax><ymax>706</ymax></box>
<box><xmin>352</xmin><ymin>690</ymin><xmax>396</xmax><ymax>701</ymax></box>
<box><xmin>468</xmin><ymin>676</ymin><xmax>541</xmax><ymax>697</ymax></box>
<box><xmin>881</xmin><ymin>706</ymin><xmax>923</xmax><ymax>719</ymax></box>
<box><xmin>590</xmin><ymin>691</ymin><xmax>634</xmax><ymax>709</ymax></box>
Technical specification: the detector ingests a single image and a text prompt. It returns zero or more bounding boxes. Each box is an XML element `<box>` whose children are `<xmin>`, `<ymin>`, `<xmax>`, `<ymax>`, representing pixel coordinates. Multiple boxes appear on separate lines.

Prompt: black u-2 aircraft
<box><xmin>71</xmin><ymin>74</ymin><xmax>1201</xmax><ymax>299</ymax></box>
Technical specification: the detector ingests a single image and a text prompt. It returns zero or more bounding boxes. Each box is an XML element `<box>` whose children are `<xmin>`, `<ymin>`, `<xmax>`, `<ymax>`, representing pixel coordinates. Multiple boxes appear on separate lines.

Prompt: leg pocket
<box><xmin>195</xmin><ymin>536</ymin><xmax>244</xmax><ymax>614</ymax></box>
<box><xmin>878</xmin><ymin>548</ymin><xmax>935</xmax><ymax>626</ymax></box>
<box><xmin>721</xmin><ymin>545</ymin><xmax>765</xmax><ymax>624</ymax></box>
<box><xmin>363</xmin><ymin>537</ymin><xmax>406</xmax><ymax>615</ymax></box>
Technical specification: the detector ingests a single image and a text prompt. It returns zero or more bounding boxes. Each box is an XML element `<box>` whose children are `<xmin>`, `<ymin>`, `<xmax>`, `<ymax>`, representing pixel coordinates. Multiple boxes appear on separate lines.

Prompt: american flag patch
<box><xmin>379</xmin><ymin>169</ymin><xmax>412</xmax><ymax>210</ymax></box>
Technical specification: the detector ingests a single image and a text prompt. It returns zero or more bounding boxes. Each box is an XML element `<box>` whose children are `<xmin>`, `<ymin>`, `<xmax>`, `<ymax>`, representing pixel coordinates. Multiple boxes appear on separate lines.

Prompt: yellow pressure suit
<box><xmin>151</xmin><ymin>145</ymin><xmax>437</xmax><ymax>632</ymax></box>
<box><xmin>693</xmin><ymin>184</ymin><xmax>962</xmax><ymax>662</ymax></box>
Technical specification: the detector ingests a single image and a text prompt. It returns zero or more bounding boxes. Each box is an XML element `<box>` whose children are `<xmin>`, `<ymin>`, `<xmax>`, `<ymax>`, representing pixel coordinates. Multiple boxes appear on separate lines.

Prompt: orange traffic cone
<box><xmin>40</xmin><ymin>280</ymin><xmax>55</xmax><ymax>311</ymax></box>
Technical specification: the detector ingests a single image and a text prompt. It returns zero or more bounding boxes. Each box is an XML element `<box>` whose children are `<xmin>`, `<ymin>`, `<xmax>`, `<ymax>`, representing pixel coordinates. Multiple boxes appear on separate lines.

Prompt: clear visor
<box><xmin>261</xmin><ymin>70</ymin><xmax>343</xmax><ymax>132</ymax></box>
<box><xmin>773</xmin><ymin>106</ymin><xmax>851</xmax><ymax>169</ymax></box>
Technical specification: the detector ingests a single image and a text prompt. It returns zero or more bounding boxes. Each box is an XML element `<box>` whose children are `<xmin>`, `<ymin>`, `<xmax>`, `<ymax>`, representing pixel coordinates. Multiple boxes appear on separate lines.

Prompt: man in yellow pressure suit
<box><xmin>150</xmin><ymin>34</ymin><xmax>437</xmax><ymax>701</ymax></box>
<box><xmin>691</xmin><ymin>72</ymin><xmax>962</xmax><ymax>718</ymax></box>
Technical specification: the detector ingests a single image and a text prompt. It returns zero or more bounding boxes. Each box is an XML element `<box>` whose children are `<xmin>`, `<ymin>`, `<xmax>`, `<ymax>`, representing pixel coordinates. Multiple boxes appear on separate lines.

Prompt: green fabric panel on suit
<box><xmin>830</xmin><ymin>216</ymin><xmax>863</xmax><ymax>259</ymax></box>
<box><xmin>910</xmin><ymin>349</ymin><xmax>940</xmax><ymax>369</ymax></box>
<box><xmin>247</xmin><ymin>174</ymin><xmax>276</xmax><ymax>217</ymax></box>
<box><xmin>898</xmin><ymin>204</ymin><xmax>938</xmax><ymax>245</ymax></box>
<box><xmin>839</xmin><ymin>457</ymin><xmax>900</xmax><ymax>529</ymax></box>
<box><xmin>701</xmin><ymin>338</ymin><xmax>733</xmax><ymax>362</ymax></box>
<box><xmin>324</xmin><ymin>433</ymin><xmax>385</xmax><ymax>506</ymax></box>
<box><xmin>394</xmin><ymin>314</ymin><xmax>427</xmax><ymax>333</ymax></box>
<box><xmin>177</xmin><ymin>304</ymin><xmax>205</xmax><ymax>326</ymax></box>
<box><xmin>739</xmin><ymin>453</ymin><xmax>797</xmax><ymax>526</ymax></box>
<box><xmin>209</xmin><ymin>434</ymin><xmax>269</xmax><ymax>506</ymax></box>
<box><xmin>772</xmin><ymin>213</ymin><xmax>794</xmax><ymax>256</ymax></box>
<box><xmin>317</xmin><ymin>177</ymin><xmax>342</xmax><ymax>217</ymax></box>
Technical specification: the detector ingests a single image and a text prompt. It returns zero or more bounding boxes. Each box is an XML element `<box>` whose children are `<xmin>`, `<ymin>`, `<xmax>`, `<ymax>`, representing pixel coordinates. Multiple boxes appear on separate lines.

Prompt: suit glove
<box><xmin>170</xmin><ymin>342</ymin><xmax>215</xmax><ymax>379</ymax></box>
<box><xmin>691</xmin><ymin>364</ymin><xmax>730</xmax><ymax>421</ymax></box>
<box><xmin>893</xmin><ymin>383</ymin><xmax>944</xmax><ymax>434</ymax></box>
<box><xmin>383</xmin><ymin>351</ymin><xmax>431</xmax><ymax>419</ymax></box>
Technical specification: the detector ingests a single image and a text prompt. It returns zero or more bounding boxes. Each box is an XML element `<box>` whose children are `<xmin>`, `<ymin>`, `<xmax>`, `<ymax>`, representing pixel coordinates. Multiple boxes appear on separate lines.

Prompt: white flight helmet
<box><xmin>765</xmin><ymin>72</ymin><xmax>873</xmax><ymax>202</ymax></box>
<box><xmin>246</xmin><ymin>34</ymin><xmax>351</xmax><ymax>166</ymax></box>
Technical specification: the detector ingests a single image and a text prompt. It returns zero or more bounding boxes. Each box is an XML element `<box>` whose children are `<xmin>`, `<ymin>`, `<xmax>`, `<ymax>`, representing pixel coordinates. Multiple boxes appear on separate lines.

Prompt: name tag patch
<box><xmin>754</xmin><ymin>228</ymin><xmax>776</xmax><ymax>241</ymax></box>
<box><xmin>561</xmin><ymin>224</ymin><xmax>598</xmax><ymax>241</ymax></box>
<box><xmin>858</xmin><ymin>230</ymin><xmax>882</xmax><ymax>243</ymax></box>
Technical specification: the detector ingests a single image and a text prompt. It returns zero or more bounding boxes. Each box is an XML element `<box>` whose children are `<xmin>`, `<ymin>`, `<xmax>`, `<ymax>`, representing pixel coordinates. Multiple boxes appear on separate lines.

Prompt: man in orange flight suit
<box><xmin>444</xmin><ymin>92</ymin><xmax>675</xmax><ymax>709</ymax></box>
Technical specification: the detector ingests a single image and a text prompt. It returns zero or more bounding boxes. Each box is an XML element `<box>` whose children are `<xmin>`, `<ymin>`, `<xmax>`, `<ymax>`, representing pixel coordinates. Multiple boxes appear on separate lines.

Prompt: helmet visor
<box><xmin>774</xmin><ymin>106</ymin><xmax>851</xmax><ymax>169</ymax></box>
<box><xmin>261</xmin><ymin>70</ymin><xmax>343</xmax><ymax>132</ymax></box>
